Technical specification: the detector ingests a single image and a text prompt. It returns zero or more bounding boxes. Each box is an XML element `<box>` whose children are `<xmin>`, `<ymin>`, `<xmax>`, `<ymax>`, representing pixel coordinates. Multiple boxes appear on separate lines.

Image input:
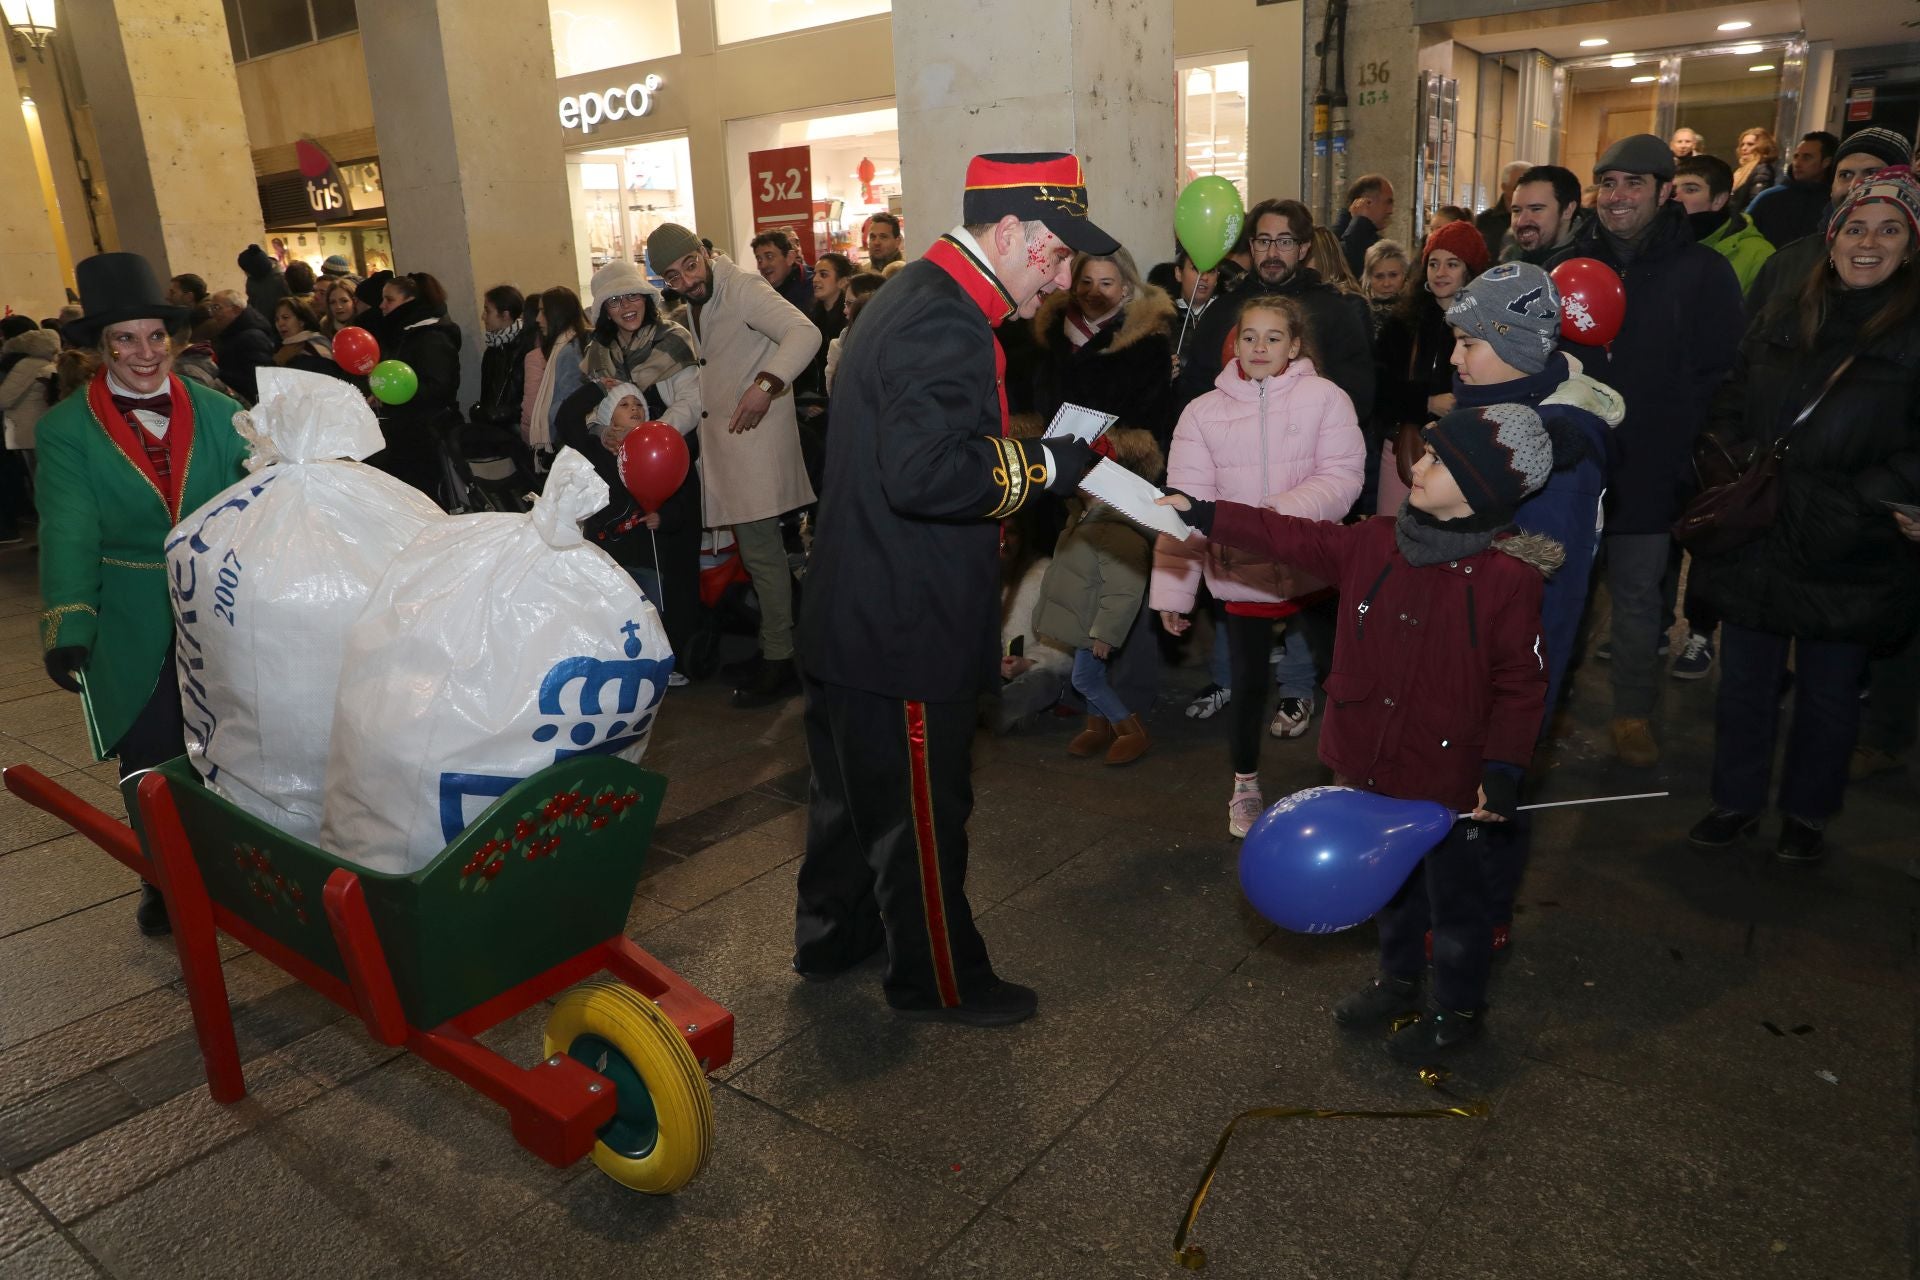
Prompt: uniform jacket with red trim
<box><xmin>799</xmin><ymin>250</ymin><xmax>1050</xmax><ymax>702</ymax></box>
<box><xmin>1207</xmin><ymin>505</ymin><xmax>1561</xmax><ymax>809</ymax></box>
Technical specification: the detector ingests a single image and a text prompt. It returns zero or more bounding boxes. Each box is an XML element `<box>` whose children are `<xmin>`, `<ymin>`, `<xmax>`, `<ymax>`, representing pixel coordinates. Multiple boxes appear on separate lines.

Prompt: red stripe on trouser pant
<box><xmin>904</xmin><ymin>701</ymin><xmax>962</xmax><ymax>1007</ymax></box>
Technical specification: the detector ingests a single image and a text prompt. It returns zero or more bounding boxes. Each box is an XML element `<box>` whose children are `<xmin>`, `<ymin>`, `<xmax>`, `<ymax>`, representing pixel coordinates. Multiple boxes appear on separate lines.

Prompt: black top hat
<box><xmin>67</xmin><ymin>253</ymin><xmax>188</xmax><ymax>346</ymax></box>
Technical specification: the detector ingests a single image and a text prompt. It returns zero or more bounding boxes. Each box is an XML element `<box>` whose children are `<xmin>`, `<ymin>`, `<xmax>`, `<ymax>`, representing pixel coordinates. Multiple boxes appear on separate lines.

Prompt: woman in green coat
<box><xmin>38</xmin><ymin>253</ymin><xmax>250</xmax><ymax>935</ymax></box>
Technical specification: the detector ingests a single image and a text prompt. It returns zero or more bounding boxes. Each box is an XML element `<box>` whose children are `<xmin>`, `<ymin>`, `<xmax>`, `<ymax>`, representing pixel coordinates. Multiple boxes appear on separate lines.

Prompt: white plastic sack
<box><xmin>320</xmin><ymin>447</ymin><xmax>673</xmax><ymax>874</ymax></box>
<box><xmin>166</xmin><ymin>367</ymin><xmax>445</xmax><ymax>841</ymax></box>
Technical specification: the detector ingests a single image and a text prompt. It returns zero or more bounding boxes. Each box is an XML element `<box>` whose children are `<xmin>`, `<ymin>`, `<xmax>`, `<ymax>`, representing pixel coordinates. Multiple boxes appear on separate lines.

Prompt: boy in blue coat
<box><xmin>1443</xmin><ymin>262</ymin><xmax>1625</xmax><ymax>948</ymax></box>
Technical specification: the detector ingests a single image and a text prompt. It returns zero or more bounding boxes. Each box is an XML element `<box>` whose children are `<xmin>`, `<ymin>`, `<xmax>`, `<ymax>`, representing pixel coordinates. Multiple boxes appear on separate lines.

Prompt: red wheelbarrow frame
<box><xmin>3</xmin><ymin>765</ymin><xmax>734</xmax><ymax>1171</ymax></box>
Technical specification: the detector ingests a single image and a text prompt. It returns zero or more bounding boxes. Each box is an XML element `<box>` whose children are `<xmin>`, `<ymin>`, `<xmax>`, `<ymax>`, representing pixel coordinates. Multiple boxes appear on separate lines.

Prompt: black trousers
<box><xmin>1224</xmin><ymin>599</ymin><xmax>1336</xmax><ymax>774</ymax></box>
<box><xmin>1377</xmin><ymin>821</ymin><xmax>1493</xmax><ymax>1012</ymax></box>
<box><xmin>114</xmin><ymin>657</ymin><xmax>186</xmax><ymax>780</ymax></box>
<box><xmin>794</xmin><ymin>674</ymin><xmax>994</xmax><ymax>1009</ymax></box>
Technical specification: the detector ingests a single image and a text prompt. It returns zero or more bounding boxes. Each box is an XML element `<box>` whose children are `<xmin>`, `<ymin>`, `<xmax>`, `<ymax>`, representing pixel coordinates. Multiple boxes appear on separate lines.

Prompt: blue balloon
<box><xmin>1239</xmin><ymin>786</ymin><xmax>1457</xmax><ymax>934</ymax></box>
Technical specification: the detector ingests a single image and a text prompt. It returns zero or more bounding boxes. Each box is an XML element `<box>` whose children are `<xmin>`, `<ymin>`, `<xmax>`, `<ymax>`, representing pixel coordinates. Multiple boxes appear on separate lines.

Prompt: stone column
<box><xmin>892</xmin><ymin>0</ymin><xmax>1176</xmax><ymax>266</ymax></box>
<box><xmin>357</xmin><ymin>0</ymin><xmax>577</xmax><ymax>402</ymax></box>
<box><xmin>64</xmin><ymin>0</ymin><xmax>262</xmax><ymax>283</ymax></box>
<box><xmin>0</xmin><ymin>75</ymin><xmax>66</xmax><ymax>316</ymax></box>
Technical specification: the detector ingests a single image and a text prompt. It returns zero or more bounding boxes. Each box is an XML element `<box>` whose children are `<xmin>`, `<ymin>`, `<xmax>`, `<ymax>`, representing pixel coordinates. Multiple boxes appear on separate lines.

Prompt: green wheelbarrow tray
<box><xmin>140</xmin><ymin>754</ymin><xmax>664</xmax><ymax>1029</ymax></box>
<box><xmin>5</xmin><ymin>753</ymin><xmax>735</xmax><ymax>1179</ymax></box>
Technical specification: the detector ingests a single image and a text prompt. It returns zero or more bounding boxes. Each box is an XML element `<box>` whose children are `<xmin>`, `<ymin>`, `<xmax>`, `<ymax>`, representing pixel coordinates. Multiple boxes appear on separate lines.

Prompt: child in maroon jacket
<box><xmin>1161</xmin><ymin>403</ymin><xmax>1563</xmax><ymax>1058</ymax></box>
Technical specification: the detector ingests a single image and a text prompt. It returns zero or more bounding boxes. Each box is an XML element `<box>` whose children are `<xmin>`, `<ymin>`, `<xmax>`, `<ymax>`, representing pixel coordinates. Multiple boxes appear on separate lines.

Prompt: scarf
<box><xmin>525</xmin><ymin>333</ymin><xmax>582</xmax><ymax>450</ymax></box>
<box><xmin>583</xmin><ymin>317</ymin><xmax>697</xmax><ymax>392</ymax></box>
<box><xmin>1394</xmin><ymin>499</ymin><xmax>1507</xmax><ymax>567</ymax></box>
<box><xmin>483</xmin><ymin>318</ymin><xmax>524</xmax><ymax>349</ymax></box>
<box><xmin>1065</xmin><ymin>305</ymin><xmax>1119</xmax><ymax>349</ymax></box>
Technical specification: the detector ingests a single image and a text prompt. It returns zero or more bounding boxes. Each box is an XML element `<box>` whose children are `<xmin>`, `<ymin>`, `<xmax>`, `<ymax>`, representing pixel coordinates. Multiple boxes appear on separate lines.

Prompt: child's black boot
<box><xmin>1385</xmin><ymin>1003</ymin><xmax>1483</xmax><ymax>1062</ymax></box>
<box><xmin>1332</xmin><ymin>975</ymin><xmax>1420</xmax><ymax>1029</ymax></box>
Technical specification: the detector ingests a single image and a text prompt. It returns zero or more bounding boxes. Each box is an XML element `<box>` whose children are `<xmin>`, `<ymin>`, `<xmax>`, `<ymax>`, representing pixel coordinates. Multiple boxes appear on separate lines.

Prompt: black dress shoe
<box><xmin>1332</xmin><ymin>975</ymin><xmax>1420</xmax><ymax>1028</ymax></box>
<box><xmin>1688</xmin><ymin>807</ymin><xmax>1759</xmax><ymax>849</ymax></box>
<box><xmin>891</xmin><ymin>980</ymin><xmax>1038</xmax><ymax>1027</ymax></box>
<box><xmin>135</xmin><ymin>881</ymin><xmax>172</xmax><ymax>937</ymax></box>
<box><xmin>721</xmin><ymin>651</ymin><xmax>764</xmax><ymax>683</ymax></box>
<box><xmin>1775</xmin><ymin>815</ymin><xmax>1826</xmax><ymax>866</ymax></box>
<box><xmin>1385</xmin><ymin>1004</ymin><xmax>1483</xmax><ymax>1061</ymax></box>
<box><xmin>731</xmin><ymin>657</ymin><xmax>799</xmax><ymax>709</ymax></box>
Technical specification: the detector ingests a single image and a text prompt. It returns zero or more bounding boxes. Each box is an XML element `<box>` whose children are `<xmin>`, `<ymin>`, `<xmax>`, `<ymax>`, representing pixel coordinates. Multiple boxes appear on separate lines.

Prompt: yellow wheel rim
<box><xmin>544</xmin><ymin>979</ymin><xmax>714</xmax><ymax>1193</ymax></box>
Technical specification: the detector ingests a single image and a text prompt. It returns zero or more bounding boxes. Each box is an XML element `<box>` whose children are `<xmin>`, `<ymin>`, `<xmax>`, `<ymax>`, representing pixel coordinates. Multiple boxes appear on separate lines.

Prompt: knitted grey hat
<box><xmin>645</xmin><ymin>223</ymin><xmax>704</xmax><ymax>276</ymax></box>
<box><xmin>1445</xmin><ymin>262</ymin><xmax>1561</xmax><ymax>374</ymax></box>
<box><xmin>1423</xmin><ymin>403</ymin><xmax>1553</xmax><ymax>518</ymax></box>
<box><xmin>1594</xmin><ymin>133</ymin><xmax>1675</xmax><ymax>182</ymax></box>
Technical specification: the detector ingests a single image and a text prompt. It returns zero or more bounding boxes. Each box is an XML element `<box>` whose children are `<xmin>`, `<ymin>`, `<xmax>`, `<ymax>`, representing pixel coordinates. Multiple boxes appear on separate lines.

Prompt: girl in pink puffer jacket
<box><xmin>1152</xmin><ymin>295</ymin><xmax>1366</xmax><ymax>837</ymax></box>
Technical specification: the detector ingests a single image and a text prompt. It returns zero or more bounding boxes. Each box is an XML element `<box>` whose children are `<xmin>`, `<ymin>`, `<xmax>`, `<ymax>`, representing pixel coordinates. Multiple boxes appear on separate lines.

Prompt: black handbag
<box><xmin>1672</xmin><ymin>355</ymin><xmax>1855</xmax><ymax>555</ymax></box>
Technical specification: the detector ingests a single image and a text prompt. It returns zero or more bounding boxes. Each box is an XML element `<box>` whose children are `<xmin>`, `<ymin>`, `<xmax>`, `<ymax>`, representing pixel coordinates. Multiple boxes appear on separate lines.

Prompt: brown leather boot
<box><xmin>1105</xmin><ymin>715</ymin><xmax>1150</xmax><ymax>765</ymax></box>
<box><xmin>1067</xmin><ymin>716</ymin><xmax>1114</xmax><ymax>757</ymax></box>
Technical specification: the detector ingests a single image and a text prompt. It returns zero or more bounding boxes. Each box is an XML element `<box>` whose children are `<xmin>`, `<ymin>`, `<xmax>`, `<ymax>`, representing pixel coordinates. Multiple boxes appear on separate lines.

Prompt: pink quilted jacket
<box><xmin>1151</xmin><ymin>357</ymin><xmax>1365</xmax><ymax>613</ymax></box>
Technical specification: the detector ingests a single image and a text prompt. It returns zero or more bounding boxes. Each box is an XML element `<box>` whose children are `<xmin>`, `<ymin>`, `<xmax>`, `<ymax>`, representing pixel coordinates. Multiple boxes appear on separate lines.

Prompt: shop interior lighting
<box><xmin>1730</xmin><ymin>43</ymin><xmax>1763</xmax><ymax>54</ymax></box>
<box><xmin>1749</xmin><ymin>63</ymin><xmax>1775</xmax><ymax>71</ymax></box>
<box><xmin>1609</xmin><ymin>55</ymin><xmax>1637</xmax><ymax>67</ymax></box>
<box><xmin>1579</xmin><ymin>38</ymin><xmax>1609</xmax><ymax>47</ymax></box>
<box><xmin>1717</xmin><ymin>20</ymin><xmax>1752</xmax><ymax>31</ymax></box>
<box><xmin>1629</xmin><ymin>75</ymin><xmax>1657</xmax><ymax>83</ymax></box>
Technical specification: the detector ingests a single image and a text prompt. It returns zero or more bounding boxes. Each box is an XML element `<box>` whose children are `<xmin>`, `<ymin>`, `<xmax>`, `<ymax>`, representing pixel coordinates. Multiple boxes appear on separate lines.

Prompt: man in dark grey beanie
<box><xmin>1549</xmin><ymin>134</ymin><xmax>1744</xmax><ymax>766</ymax></box>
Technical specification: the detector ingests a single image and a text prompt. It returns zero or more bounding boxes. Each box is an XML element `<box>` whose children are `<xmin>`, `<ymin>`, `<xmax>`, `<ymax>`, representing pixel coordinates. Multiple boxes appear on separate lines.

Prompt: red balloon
<box><xmin>332</xmin><ymin>325</ymin><xmax>380</xmax><ymax>376</ymax></box>
<box><xmin>1549</xmin><ymin>257</ymin><xmax>1625</xmax><ymax>347</ymax></box>
<box><xmin>618</xmin><ymin>422</ymin><xmax>690</xmax><ymax>514</ymax></box>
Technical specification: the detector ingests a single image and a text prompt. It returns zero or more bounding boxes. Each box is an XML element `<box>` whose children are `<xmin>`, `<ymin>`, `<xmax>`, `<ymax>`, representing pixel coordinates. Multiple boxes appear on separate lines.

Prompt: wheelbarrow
<box><xmin>3</xmin><ymin>754</ymin><xmax>733</xmax><ymax>1194</ymax></box>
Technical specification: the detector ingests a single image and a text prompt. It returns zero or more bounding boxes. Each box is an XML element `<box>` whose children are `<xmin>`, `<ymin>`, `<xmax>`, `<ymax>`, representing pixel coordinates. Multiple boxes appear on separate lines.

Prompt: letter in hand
<box><xmin>1042</xmin><ymin>436</ymin><xmax>1096</xmax><ymax>496</ymax></box>
<box><xmin>1153</xmin><ymin>488</ymin><xmax>1212</xmax><ymax>539</ymax></box>
<box><xmin>44</xmin><ymin>645</ymin><xmax>87</xmax><ymax>694</ymax></box>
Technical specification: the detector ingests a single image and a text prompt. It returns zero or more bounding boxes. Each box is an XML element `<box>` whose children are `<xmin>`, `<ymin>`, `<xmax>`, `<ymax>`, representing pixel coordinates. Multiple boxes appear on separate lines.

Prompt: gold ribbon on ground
<box><xmin>1171</xmin><ymin>1069</ymin><xmax>1489</xmax><ymax>1270</ymax></box>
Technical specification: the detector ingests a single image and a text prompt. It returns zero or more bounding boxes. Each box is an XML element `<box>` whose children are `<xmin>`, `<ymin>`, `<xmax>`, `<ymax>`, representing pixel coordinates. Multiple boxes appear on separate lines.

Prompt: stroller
<box><xmin>433</xmin><ymin>411</ymin><xmax>541</xmax><ymax>514</ymax></box>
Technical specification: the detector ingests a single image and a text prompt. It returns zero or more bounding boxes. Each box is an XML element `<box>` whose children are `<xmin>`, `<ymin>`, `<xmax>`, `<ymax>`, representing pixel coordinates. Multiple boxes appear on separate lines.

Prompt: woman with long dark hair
<box><xmin>369</xmin><ymin>270</ymin><xmax>460</xmax><ymax>500</ymax></box>
<box><xmin>1688</xmin><ymin>169</ymin><xmax>1920</xmax><ymax>865</ymax></box>
<box><xmin>523</xmin><ymin>284</ymin><xmax>589</xmax><ymax>460</ymax></box>
<box><xmin>1371</xmin><ymin>219</ymin><xmax>1488</xmax><ymax>513</ymax></box>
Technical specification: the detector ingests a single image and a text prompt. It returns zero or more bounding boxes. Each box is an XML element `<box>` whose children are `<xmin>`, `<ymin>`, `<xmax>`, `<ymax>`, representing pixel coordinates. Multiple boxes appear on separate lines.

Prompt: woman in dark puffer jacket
<box><xmin>1688</xmin><ymin>169</ymin><xmax>1920</xmax><ymax>865</ymax></box>
<box><xmin>1025</xmin><ymin>247</ymin><xmax>1177</xmax><ymax>446</ymax></box>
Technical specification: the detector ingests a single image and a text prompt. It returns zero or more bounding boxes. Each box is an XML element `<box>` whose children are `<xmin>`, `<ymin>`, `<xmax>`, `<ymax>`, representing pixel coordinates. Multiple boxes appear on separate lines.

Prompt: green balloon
<box><xmin>369</xmin><ymin>359</ymin><xmax>418</xmax><ymax>406</ymax></box>
<box><xmin>1174</xmin><ymin>176</ymin><xmax>1246</xmax><ymax>273</ymax></box>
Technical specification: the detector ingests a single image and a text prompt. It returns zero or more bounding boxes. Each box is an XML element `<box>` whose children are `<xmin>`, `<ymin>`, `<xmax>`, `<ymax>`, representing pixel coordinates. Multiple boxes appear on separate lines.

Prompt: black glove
<box><xmin>1040</xmin><ymin>437</ymin><xmax>1096</xmax><ymax>496</ymax></box>
<box><xmin>44</xmin><ymin>646</ymin><xmax>87</xmax><ymax>694</ymax></box>
<box><xmin>1165</xmin><ymin>488</ymin><xmax>1216</xmax><ymax>536</ymax></box>
<box><xmin>1478</xmin><ymin>764</ymin><xmax>1523</xmax><ymax>821</ymax></box>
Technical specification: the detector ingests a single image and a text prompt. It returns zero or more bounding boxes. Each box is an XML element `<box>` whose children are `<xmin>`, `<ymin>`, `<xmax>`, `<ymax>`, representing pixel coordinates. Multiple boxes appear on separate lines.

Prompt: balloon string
<box><xmin>647</xmin><ymin>523</ymin><xmax>665</xmax><ymax>621</ymax></box>
<box><xmin>1456</xmin><ymin>790</ymin><xmax>1668</xmax><ymax>820</ymax></box>
<box><xmin>1171</xmin><ymin>1070</ymin><xmax>1487</xmax><ymax>1270</ymax></box>
<box><xmin>1175</xmin><ymin>273</ymin><xmax>1198</xmax><ymax>366</ymax></box>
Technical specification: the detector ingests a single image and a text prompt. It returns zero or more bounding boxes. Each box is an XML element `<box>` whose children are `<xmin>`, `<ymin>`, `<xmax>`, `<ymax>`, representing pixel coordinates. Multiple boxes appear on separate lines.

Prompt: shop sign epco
<box><xmin>559</xmin><ymin>74</ymin><xmax>663</xmax><ymax>135</ymax></box>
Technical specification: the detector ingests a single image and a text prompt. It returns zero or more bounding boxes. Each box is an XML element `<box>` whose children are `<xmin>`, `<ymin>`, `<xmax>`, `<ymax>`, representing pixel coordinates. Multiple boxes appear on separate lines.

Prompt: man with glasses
<box><xmin>1179</xmin><ymin>198</ymin><xmax>1375</xmax><ymax>423</ymax></box>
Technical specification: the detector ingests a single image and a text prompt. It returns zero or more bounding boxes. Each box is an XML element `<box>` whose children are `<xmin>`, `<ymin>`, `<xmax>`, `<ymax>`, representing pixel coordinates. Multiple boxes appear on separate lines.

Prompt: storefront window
<box><xmin>725</xmin><ymin>102</ymin><xmax>898</xmax><ymax>266</ymax></box>
<box><xmin>1178</xmin><ymin>56</ymin><xmax>1250</xmax><ymax>208</ymax></box>
<box><xmin>568</xmin><ymin>135</ymin><xmax>697</xmax><ymax>276</ymax></box>
<box><xmin>222</xmin><ymin>0</ymin><xmax>358</xmax><ymax>62</ymax></box>
<box><xmin>551</xmin><ymin>0</ymin><xmax>679</xmax><ymax>77</ymax></box>
<box><xmin>714</xmin><ymin>0</ymin><xmax>888</xmax><ymax>47</ymax></box>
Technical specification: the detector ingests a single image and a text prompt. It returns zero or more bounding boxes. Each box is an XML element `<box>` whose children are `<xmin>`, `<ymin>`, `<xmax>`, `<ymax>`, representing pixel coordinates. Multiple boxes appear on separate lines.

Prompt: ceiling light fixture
<box><xmin>1749</xmin><ymin>63</ymin><xmax>1776</xmax><ymax>71</ymax></box>
<box><xmin>1579</xmin><ymin>37</ymin><xmax>1609</xmax><ymax>47</ymax></box>
<box><xmin>1609</xmin><ymin>55</ymin><xmax>1637</xmax><ymax>68</ymax></box>
<box><xmin>1630</xmin><ymin>75</ymin><xmax>1656</xmax><ymax>84</ymax></box>
<box><xmin>1717</xmin><ymin>20</ymin><xmax>1752</xmax><ymax>31</ymax></box>
<box><xmin>1730</xmin><ymin>43</ymin><xmax>1763</xmax><ymax>54</ymax></box>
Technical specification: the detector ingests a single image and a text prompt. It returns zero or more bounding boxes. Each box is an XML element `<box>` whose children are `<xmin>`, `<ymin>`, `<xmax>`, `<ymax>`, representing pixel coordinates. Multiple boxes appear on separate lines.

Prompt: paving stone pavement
<box><xmin>0</xmin><ymin>548</ymin><xmax>1915</xmax><ymax>1279</ymax></box>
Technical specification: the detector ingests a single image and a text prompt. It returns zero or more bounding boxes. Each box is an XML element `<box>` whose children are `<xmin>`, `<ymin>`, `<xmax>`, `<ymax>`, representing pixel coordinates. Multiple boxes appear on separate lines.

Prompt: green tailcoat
<box><xmin>36</xmin><ymin>374</ymin><xmax>250</xmax><ymax>758</ymax></box>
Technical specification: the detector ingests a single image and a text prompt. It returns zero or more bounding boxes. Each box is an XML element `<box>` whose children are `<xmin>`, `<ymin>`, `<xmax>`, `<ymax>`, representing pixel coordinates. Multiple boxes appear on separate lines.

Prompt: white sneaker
<box><xmin>1269</xmin><ymin>696</ymin><xmax>1313</xmax><ymax>739</ymax></box>
<box><xmin>1186</xmin><ymin>684</ymin><xmax>1231</xmax><ymax>719</ymax></box>
<box><xmin>1228</xmin><ymin>776</ymin><xmax>1263</xmax><ymax>838</ymax></box>
<box><xmin>667</xmin><ymin>671</ymin><xmax>690</xmax><ymax>688</ymax></box>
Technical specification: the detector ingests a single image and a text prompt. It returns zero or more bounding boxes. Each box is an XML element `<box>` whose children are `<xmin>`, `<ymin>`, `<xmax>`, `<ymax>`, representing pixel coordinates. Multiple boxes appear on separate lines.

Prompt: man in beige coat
<box><xmin>650</xmin><ymin>223</ymin><xmax>821</xmax><ymax>707</ymax></box>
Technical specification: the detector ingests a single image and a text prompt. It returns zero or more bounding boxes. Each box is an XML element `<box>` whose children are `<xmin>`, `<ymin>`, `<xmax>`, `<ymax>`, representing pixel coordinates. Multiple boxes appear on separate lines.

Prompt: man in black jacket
<box><xmin>1179</xmin><ymin>198</ymin><xmax>1375</xmax><ymax>422</ymax></box>
<box><xmin>795</xmin><ymin>153</ymin><xmax>1103</xmax><ymax>1028</ymax></box>
<box><xmin>205</xmin><ymin>289</ymin><xmax>277</xmax><ymax>405</ymax></box>
<box><xmin>1548</xmin><ymin>134</ymin><xmax>1744</xmax><ymax>766</ymax></box>
<box><xmin>1746</xmin><ymin>131</ymin><xmax>1838</xmax><ymax>247</ymax></box>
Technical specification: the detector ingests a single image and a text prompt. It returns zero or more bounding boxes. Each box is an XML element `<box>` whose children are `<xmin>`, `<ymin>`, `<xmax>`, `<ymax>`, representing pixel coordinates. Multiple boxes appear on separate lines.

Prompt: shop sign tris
<box><xmin>559</xmin><ymin>74</ymin><xmax>663</xmax><ymax>135</ymax></box>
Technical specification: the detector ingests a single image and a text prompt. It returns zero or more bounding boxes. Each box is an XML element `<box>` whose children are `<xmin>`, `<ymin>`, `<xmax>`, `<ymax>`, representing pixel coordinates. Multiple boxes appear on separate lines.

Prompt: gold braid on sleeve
<box><xmin>985</xmin><ymin>436</ymin><xmax>1031</xmax><ymax>519</ymax></box>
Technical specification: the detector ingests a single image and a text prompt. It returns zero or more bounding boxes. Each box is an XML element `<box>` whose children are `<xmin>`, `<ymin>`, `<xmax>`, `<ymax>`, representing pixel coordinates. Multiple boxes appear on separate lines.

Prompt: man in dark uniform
<box><xmin>795</xmin><ymin>153</ymin><xmax>1111</xmax><ymax>1027</ymax></box>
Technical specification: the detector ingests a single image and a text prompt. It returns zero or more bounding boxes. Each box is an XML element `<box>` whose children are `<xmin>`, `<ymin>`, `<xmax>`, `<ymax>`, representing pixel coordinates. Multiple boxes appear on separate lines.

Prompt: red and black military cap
<box><xmin>962</xmin><ymin>152</ymin><xmax>1120</xmax><ymax>255</ymax></box>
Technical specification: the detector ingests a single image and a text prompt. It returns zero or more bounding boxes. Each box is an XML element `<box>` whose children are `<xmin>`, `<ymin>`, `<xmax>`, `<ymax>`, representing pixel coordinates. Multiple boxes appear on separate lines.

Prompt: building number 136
<box><xmin>758</xmin><ymin>169</ymin><xmax>805</xmax><ymax>203</ymax></box>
